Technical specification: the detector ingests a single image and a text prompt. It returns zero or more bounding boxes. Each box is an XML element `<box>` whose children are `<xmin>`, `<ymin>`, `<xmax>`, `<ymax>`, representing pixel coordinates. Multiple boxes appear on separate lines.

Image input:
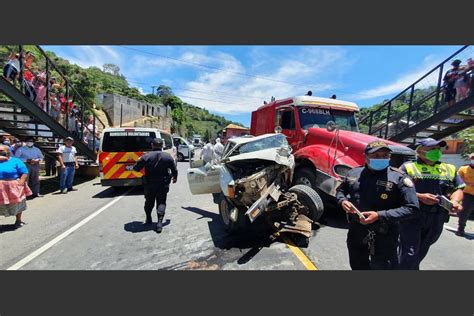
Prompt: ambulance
<box><xmin>98</xmin><ymin>127</ymin><xmax>177</xmax><ymax>186</ymax></box>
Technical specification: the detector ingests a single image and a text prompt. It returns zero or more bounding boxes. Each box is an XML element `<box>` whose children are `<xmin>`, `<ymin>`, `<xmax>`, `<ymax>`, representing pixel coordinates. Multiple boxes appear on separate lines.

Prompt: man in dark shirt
<box><xmin>336</xmin><ymin>140</ymin><xmax>419</xmax><ymax>270</ymax></box>
<box><xmin>133</xmin><ymin>138</ymin><xmax>178</xmax><ymax>233</ymax></box>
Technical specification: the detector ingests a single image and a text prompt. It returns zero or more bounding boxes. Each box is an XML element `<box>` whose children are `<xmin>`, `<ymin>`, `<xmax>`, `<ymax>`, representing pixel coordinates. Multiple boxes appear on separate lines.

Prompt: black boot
<box><xmin>455</xmin><ymin>227</ymin><xmax>465</xmax><ymax>237</ymax></box>
<box><xmin>156</xmin><ymin>215</ymin><xmax>164</xmax><ymax>233</ymax></box>
<box><xmin>144</xmin><ymin>213</ymin><xmax>152</xmax><ymax>226</ymax></box>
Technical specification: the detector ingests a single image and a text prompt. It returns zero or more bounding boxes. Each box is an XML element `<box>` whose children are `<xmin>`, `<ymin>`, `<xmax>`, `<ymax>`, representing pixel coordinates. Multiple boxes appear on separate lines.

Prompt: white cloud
<box><xmin>179</xmin><ymin>47</ymin><xmax>347</xmax><ymax>114</ymax></box>
<box><xmin>354</xmin><ymin>54</ymin><xmax>441</xmax><ymax>100</ymax></box>
<box><xmin>61</xmin><ymin>46</ymin><xmax>123</xmax><ymax>70</ymax></box>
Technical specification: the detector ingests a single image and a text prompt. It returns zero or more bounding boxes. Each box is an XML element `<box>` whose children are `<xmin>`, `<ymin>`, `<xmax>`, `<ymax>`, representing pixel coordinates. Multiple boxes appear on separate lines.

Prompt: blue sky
<box><xmin>43</xmin><ymin>45</ymin><xmax>464</xmax><ymax>127</ymax></box>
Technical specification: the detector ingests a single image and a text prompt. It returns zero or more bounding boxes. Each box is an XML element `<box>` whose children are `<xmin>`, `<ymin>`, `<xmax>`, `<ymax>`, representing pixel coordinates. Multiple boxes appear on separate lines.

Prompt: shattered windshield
<box><xmin>229</xmin><ymin>134</ymin><xmax>288</xmax><ymax>157</ymax></box>
<box><xmin>298</xmin><ymin>107</ymin><xmax>358</xmax><ymax>132</ymax></box>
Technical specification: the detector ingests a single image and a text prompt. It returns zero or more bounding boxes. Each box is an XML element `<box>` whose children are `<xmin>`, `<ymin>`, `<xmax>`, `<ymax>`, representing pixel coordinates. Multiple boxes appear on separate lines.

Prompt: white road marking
<box><xmin>7</xmin><ymin>188</ymin><xmax>132</xmax><ymax>270</ymax></box>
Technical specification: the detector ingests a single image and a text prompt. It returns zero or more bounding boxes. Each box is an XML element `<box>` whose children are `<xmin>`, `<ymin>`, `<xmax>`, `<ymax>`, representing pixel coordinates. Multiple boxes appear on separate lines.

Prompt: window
<box><xmin>279</xmin><ymin>110</ymin><xmax>295</xmax><ymax>129</ymax></box>
<box><xmin>298</xmin><ymin>107</ymin><xmax>359</xmax><ymax>132</ymax></box>
<box><xmin>126</xmin><ymin>99</ymin><xmax>131</xmax><ymax>105</ymax></box>
<box><xmin>102</xmin><ymin>131</ymin><xmax>156</xmax><ymax>152</ymax></box>
<box><xmin>160</xmin><ymin>132</ymin><xmax>173</xmax><ymax>150</ymax></box>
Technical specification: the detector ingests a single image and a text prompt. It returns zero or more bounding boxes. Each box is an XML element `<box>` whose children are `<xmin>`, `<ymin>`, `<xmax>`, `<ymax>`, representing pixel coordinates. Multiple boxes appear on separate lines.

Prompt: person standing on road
<box><xmin>15</xmin><ymin>137</ymin><xmax>44</xmax><ymax>198</ymax></box>
<box><xmin>213</xmin><ymin>138</ymin><xmax>224</xmax><ymax>163</ymax></box>
<box><xmin>133</xmin><ymin>138</ymin><xmax>178</xmax><ymax>233</ymax></box>
<box><xmin>398</xmin><ymin>138</ymin><xmax>464</xmax><ymax>270</ymax></box>
<box><xmin>201</xmin><ymin>139</ymin><xmax>214</xmax><ymax>164</ymax></box>
<box><xmin>455</xmin><ymin>153</ymin><xmax>474</xmax><ymax>237</ymax></box>
<box><xmin>0</xmin><ymin>144</ymin><xmax>32</xmax><ymax>228</ymax></box>
<box><xmin>336</xmin><ymin>141</ymin><xmax>419</xmax><ymax>270</ymax></box>
<box><xmin>57</xmin><ymin>137</ymin><xmax>79</xmax><ymax>194</ymax></box>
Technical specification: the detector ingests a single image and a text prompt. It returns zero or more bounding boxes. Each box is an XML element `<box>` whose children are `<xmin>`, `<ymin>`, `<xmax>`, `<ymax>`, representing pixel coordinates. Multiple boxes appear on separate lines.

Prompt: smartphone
<box><xmin>437</xmin><ymin>195</ymin><xmax>453</xmax><ymax>212</ymax></box>
<box><xmin>350</xmin><ymin>204</ymin><xmax>366</xmax><ymax>220</ymax></box>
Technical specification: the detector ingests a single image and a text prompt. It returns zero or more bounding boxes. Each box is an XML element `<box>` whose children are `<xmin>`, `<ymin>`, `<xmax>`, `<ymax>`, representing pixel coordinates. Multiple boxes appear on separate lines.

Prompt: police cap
<box><xmin>365</xmin><ymin>140</ymin><xmax>392</xmax><ymax>154</ymax></box>
<box><xmin>415</xmin><ymin>138</ymin><xmax>446</xmax><ymax>148</ymax></box>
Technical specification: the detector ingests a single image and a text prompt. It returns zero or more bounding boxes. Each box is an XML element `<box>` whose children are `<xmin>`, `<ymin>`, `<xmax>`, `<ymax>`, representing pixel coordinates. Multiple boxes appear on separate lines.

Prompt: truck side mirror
<box><xmin>275</xmin><ymin>126</ymin><xmax>283</xmax><ymax>133</ymax></box>
<box><xmin>326</xmin><ymin>121</ymin><xmax>337</xmax><ymax>132</ymax></box>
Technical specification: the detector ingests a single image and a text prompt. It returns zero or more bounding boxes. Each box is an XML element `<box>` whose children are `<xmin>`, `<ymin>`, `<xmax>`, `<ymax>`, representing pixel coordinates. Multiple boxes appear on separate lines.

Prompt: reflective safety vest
<box><xmin>404</xmin><ymin>161</ymin><xmax>456</xmax><ymax>181</ymax></box>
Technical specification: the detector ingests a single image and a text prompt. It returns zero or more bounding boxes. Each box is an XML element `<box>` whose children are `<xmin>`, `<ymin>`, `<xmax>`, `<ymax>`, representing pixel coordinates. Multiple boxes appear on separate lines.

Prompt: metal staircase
<box><xmin>360</xmin><ymin>45</ymin><xmax>474</xmax><ymax>146</ymax></box>
<box><xmin>0</xmin><ymin>45</ymin><xmax>106</xmax><ymax>164</ymax></box>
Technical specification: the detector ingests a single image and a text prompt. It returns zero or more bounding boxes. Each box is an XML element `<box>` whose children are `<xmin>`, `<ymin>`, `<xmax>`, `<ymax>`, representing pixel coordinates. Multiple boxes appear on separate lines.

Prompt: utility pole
<box><xmin>152</xmin><ymin>86</ymin><xmax>157</xmax><ymax>95</ymax></box>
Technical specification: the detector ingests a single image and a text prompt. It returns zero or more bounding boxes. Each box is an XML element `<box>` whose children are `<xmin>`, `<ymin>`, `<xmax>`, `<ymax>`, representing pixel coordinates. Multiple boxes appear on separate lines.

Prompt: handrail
<box><xmin>35</xmin><ymin>45</ymin><xmax>107</xmax><ymax>129</ymax></box>
<box><xmin>360</xmin><ymin>45</ymin><xmax>469</xmax><ymax>127</ymax></box>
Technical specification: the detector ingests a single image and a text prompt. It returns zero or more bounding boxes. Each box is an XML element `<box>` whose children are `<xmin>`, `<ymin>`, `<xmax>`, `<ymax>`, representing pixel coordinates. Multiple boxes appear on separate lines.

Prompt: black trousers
<box><xmin>144</xmin><ymin>183</ymin><xmax>169</xmax><ymax>216</ymax></box>
<box><xmin>347</xmin><ymin>222</ymin><xmax>399</xmax><ymax>270</ymax></box>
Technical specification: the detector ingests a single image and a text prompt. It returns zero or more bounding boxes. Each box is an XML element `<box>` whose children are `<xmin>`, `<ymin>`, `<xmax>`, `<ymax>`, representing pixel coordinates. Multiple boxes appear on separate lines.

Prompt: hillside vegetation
<box><xmin>0</xmin><ymin>45</ymin><xmax>243</xmax><ymax>140</ymax></box>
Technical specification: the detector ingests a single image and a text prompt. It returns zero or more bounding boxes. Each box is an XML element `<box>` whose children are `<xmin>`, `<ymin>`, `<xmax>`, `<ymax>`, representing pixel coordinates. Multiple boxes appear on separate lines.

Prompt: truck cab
<box><xmin>251</xmin><ymin>96</ymin><xmax>415</xmax><ymax>198</ymax></box>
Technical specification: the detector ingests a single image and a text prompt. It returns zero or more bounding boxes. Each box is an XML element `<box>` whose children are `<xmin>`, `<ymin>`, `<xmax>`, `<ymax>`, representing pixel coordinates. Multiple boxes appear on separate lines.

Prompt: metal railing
<box><xmin>359</xmin><ymin>45</ymin><xmax>473</xmax><ymax>141</ymax></box>
<box><xmin>1</xmin><ymin>45</ymin><xmax>106</xmax><ymax>154</ymax></box>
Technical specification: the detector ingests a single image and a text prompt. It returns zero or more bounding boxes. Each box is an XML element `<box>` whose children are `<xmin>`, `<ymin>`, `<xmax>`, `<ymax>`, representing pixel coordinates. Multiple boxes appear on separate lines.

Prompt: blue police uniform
<box><xmin>336</xmin><ymin>165</ymin><xmax>420</xmax><ymax>270</ymax></box>
<box><xmin>399</xmin><ymin>158</ymin><xmax>465</xmax><ymax>270</ymax></box>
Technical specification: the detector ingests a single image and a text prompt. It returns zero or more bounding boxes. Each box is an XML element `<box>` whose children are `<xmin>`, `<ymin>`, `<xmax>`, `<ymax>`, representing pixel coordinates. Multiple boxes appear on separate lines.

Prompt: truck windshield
<box><xmin>298</xmin><ymin>107</ymin><xmax>358</xmax><ymax>132</ymax></box>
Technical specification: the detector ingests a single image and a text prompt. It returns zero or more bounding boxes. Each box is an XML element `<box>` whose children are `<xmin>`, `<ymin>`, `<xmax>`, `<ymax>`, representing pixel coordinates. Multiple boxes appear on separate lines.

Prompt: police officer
<box><xmin>336</xmin><ymin>140</ymin><xmax>419</xmax><ymax>270</ymax></box>
<box><xmin>399</xmin><ymin>138</ymin><xmax>464</xmax><ymax>270</ymax></box>
<box><xmin>133</xmin><ymin>138</ymin><xmax>178</xmax><ymax>233</ymax></box>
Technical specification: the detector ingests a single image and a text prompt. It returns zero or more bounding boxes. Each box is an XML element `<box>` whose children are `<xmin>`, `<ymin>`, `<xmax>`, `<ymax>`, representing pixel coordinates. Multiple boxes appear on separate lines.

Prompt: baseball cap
<box><xmin>415</xmin><ymin>138</ymin><xmax>446</xmax><ymax>148</ymax></box>
<box><xmin>65</xmin><ymin>136</ymin><xmax>74</xmax><ymax>141</ymax></box>
<box><xmin>365</xmin><ymin>140</ymin><xmax>392</xmax><ymax>154</ymax></box>
<box><xmin>451</xmin><ymin>59</ymin><xmax>461</xmax><ymax>66</ymax></box>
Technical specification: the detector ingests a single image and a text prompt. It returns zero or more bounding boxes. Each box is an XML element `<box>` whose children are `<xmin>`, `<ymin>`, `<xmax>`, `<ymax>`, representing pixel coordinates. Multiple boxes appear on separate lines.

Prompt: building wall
<box><xmin>98</xmin><ymin>93</ymin><xmax>172</xmax><ymax>129</ymax></box>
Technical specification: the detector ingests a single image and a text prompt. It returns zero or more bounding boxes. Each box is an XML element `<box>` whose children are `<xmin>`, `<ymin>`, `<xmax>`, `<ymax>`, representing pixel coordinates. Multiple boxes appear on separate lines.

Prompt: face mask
<box><xmin>368</xmin><ymin>158</ymin><xmax>390</xmax><ymax>171</ymax></box>
<box><xmin>3</xmin><ymin>141</ymin><xmax>10</xmax><ymax>145</ymax></box>
<box><xmin>470</xmin><ymin>160</ymin><xmax>474</xmax><ymax>166</ymax></box>
<box><xmin>424</xmin><ymin>149</ymin><xmax>442</xmax><ymax>162</ymax></box>
<box><xmin>26</xmin><ymin>142</ymin><xmax>34</xmax><ymax>147</ymax></box>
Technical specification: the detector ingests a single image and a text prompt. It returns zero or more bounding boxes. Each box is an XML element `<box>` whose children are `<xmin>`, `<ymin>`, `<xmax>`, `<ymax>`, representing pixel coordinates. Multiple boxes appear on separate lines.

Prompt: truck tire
<box><xmin>219</xmin><ymin>195</ymin><xmax>247</xmax><ymax>234</ymax></box>
<box><xmin>177</xmin><ymin>152</ymin><xmax>185</xmax><ymax>162</ymax></box>
<box><xmin>293</xmin><ymin>167</ymin><xmax>318</xmax><ymax>189</ymax></box>
<box><xmin>289</xmin><ymin>185</ymin><xmax>324</xmax><ymax>222</ymax></box>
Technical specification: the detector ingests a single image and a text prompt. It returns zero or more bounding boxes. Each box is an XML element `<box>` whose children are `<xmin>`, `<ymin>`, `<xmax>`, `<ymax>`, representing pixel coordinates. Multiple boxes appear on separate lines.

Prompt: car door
<box><xmin>160</xmin><ymin>131</ymin><xmax>177</xmax><ymax>161</ymax></box>
<box><xmin>187</xmin><ymin>162</ymin><xmax>222</xmax><ymax>195</ymax></box>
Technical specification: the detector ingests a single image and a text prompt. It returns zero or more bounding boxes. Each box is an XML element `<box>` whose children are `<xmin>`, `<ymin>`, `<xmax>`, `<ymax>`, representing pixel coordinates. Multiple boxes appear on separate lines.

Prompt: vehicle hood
<box><xmin>306</xmin><ymin>128</ymin><xmax>414</xmax><ymax>155</ymax></box>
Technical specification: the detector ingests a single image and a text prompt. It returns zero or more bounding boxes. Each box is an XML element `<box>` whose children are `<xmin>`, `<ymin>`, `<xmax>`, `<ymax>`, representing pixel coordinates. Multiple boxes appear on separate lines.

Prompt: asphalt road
<box><xmin>1</xmin><ymin>159</ymin><xmax>473</xmax><ymax>270</ymax></box>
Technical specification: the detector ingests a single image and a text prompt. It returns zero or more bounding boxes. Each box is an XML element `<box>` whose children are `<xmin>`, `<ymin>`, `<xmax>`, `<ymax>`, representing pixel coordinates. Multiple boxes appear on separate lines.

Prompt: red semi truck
<box><xmin>250</xmin><ymin>96</ymin><xmax>415</xmax><ymax>199</ymax></box>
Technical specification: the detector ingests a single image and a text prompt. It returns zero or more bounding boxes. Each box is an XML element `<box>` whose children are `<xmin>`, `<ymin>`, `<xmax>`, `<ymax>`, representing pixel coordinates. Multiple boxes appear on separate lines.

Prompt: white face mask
<box><xmin>26</xmin><ymin>142</ymin><xmax>34</xmax><ymax>147</ymax></box>
<box><xmin>471</xmin><ymin>159</ymin><xmax>474</xmax><ymax>165</ymax></box>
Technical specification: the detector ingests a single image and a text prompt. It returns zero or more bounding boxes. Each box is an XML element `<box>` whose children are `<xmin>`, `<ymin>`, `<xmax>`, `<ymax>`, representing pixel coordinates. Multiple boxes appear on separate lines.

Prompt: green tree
<box><xmin>102</xmin><ymin>63</ymin><xmax>121</xmax><ymax>76</ymax></box>
<box><xmin>156</xmin><ymin>85</ymin><xmax>173</xmax><ymax>98</ymax></box>
<box><xmin>459</xmin><ymin>127</ymin><xmax>474</xmax><ymax>158</ymax></box>
<box><xmin>204</xmin><ymin>129</ymin><xmax>212</xmax><ymax>143</ymax></box>
<box><xmin>164</xmin><ymin>95</ymin><xmax>183</xmax><ymax>110</ymax></box>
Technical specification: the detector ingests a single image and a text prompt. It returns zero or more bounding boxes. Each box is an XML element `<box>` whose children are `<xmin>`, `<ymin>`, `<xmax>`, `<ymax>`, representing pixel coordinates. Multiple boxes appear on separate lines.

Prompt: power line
<box><xmin>120</xmin><ymin>46</ymin><xmax>376</xmax><ymax>98</ymax></box>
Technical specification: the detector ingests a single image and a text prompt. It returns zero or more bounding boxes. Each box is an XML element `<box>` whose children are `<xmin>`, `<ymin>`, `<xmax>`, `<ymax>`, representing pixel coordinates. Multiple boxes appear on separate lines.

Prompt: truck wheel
<box><xmin>219</xmin><ymin>195</ymin><xmax>246</xmax><ymax>234</ymax></box>
<box><xmin>177</xmin><ymin>152</ymin><xmax>185</xmax><ymax>162</ymax></box>
<box><xmin>293</xmin><ymin>167</ymin><xmax>317</xmax><ymax>189</ymax></box>
<box><xmin>289</xmin><ymin>185</ymin><xmax>324</xmax><ymax>222</ymax></box>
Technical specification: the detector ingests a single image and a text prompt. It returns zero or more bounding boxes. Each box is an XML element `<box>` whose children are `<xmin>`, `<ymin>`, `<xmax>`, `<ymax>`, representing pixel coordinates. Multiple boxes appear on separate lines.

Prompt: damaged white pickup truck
<box><xmin>187</xmin><ymin>133</ymin><xmax>324</xmax><ymax>243</ymax></box>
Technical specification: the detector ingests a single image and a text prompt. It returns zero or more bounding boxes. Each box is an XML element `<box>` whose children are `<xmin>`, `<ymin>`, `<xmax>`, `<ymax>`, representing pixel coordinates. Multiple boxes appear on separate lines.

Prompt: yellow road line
<box><xmin>283</xmin><ymin>236</ymin><xmax>318</xmax><ymax>271</ymax></box>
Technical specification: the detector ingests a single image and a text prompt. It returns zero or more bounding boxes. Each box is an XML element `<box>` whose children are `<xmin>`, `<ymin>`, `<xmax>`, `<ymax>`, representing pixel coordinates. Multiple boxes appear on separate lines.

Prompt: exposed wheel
<box><xmin>289</xmin><ymin>184</ymin><xmax>324</xmax><ymax>222</ymax></box>
<box><xmin>293</xmin><ymin>167</ymin><xmax>317</xmax><ymax>189</ymax></box>
<box><xmin>219</xmin><ymin>195</ymin><xmax>247</xmax><ymax>234</ymax></box>
<box><xmin>177</xmin><ymin>152</ymin><xmax>185</xmax><ymax>162</ymax></box>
